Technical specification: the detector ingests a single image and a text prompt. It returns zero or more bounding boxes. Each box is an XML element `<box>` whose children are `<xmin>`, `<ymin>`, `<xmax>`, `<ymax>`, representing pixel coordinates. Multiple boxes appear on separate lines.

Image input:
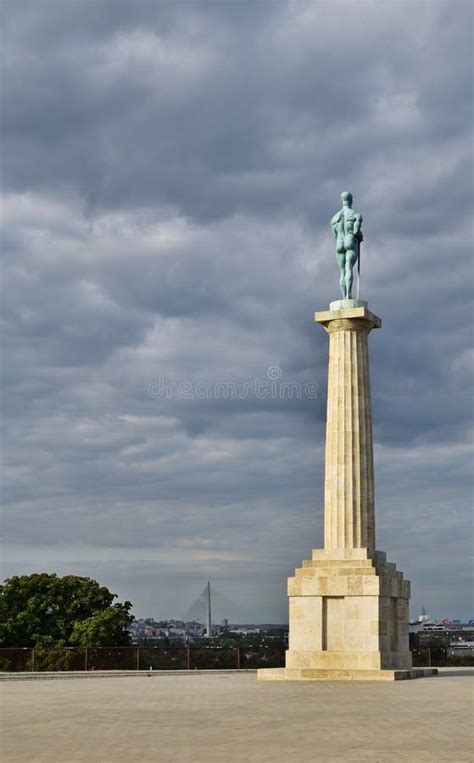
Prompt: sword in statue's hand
<box><xmin>357</xmin><ymin>234</ymin><xmax>362</xmax><ymax>300</ymax></box>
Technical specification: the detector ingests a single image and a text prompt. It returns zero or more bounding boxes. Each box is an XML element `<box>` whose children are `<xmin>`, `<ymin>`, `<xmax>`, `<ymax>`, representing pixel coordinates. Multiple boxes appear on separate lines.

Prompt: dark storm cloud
<box><xmin>4</xmin><ymin>0</ymin><xmax>471</xmax><ymax>223</ymax></box>
<box><xmin>1</xmin><ymin>0</ymin><xmax>472</xmax><ymax>620</ymax></box>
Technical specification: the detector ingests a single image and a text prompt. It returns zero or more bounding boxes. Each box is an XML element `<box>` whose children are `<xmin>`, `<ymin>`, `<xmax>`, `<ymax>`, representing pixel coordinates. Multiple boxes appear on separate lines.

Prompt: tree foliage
<box><xmin>70</xmin><ymin>605</ymin><xmax>133</xmax><ymax>647</ymax></box>
<box><xmin>0</xmin><ymin>574</ymin><xmax>133</xmax><ymax>647</ymax></box>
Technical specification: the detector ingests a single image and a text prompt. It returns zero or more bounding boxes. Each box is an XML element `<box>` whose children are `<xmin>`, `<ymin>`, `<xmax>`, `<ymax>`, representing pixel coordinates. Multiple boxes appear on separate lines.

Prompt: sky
<box><xmin>1</xmin><ymin>0</ymin><xmax>473</xmax><ymax>623</ymax></box>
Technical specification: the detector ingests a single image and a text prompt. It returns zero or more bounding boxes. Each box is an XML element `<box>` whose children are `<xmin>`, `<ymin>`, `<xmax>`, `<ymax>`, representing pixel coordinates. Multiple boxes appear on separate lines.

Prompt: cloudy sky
<box><xmin>1</xmin><ymin>0</ymin><xmax>473</xmax><ymax>623</ymax></box>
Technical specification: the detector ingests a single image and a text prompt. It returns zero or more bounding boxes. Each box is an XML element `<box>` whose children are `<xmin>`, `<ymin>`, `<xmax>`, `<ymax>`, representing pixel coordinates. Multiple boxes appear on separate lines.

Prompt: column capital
<box><xmin>315</xmin><ymin>304</ymin><xmax>381</xmax><ymax>332</ymax></box>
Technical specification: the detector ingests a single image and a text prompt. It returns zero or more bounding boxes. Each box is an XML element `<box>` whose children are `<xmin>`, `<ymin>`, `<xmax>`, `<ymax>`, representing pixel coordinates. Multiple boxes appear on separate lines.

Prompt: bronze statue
<box><xmin>331</xmin><ymin>192</ymin><xmax>363</xmax><ymax>299</ymax></box>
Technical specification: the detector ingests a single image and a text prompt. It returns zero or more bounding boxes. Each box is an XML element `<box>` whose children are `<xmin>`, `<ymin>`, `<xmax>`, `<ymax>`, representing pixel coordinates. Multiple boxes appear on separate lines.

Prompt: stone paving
<box><xmin>1</xmin><ymin>669</ymin><xmax>472</xmax><ymax>762</ymax></box>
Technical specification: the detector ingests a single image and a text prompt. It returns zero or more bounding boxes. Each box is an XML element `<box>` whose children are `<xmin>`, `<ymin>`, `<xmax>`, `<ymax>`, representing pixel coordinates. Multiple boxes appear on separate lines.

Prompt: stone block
<box><xmin>257</xmin><ymin>667</ymin><xmax>437</xmax><ymax>681</ymax></box>
<box><xmin>285</xmin><ymin>650</ymin><xmax>383</xmax><ymax>670</ymax></box>
<box><xmin>284</xmin><ymin>550</ymin><xmax>412</xmax><ymax>678</ymax></box>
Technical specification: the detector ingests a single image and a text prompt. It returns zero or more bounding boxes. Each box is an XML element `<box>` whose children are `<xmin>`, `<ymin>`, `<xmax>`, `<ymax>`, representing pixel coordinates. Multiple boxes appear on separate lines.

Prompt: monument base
<box><xmin>259</xmin><ymin>548</ymin><xmax>438</xmax><ymax>682</ymax></box>
<box><xmin>328</xmin><ymin>298</ymin><xmax>368</xmax><ymax>310</ymax></box>
<box><xmin>257</xmin><ymin>667</ymin><xmax>438</xmax><ymax>682</ymax></box>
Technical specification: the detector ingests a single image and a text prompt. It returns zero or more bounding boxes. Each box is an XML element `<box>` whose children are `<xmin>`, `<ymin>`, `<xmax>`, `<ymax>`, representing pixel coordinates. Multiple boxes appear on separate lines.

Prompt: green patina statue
<box><xmin>331</xmin><ymin>192</ymin><xmax>363</xmax><ymax>299</ymax></box>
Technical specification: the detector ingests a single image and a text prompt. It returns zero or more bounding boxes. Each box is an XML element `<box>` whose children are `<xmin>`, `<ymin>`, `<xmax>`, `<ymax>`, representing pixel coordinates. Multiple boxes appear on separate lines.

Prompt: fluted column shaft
<box><xmin>315</xmin><ymin>306</ymin><xmax>381</xmax><ymax>550</ymax></box>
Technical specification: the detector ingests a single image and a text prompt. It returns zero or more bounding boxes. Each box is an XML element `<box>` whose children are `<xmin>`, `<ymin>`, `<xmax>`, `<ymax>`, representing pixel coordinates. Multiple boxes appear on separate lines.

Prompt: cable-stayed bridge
<box><xmin>183</xmin><ymin>582</ymin><xmax>254</xmax><ymax>635</ymax></box>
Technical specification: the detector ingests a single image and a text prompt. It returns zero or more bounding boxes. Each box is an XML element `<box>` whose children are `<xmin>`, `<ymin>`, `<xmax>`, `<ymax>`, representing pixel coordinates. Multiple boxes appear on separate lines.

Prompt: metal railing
<box><xmin>0</xmin><ymin>645</ymin><xmax>286</xmax><ymax>672</ymax></box>
<box><xmin>0</xmin><ymin>645</ymin><xmax>471</xmax><ymax>673</ymax></box>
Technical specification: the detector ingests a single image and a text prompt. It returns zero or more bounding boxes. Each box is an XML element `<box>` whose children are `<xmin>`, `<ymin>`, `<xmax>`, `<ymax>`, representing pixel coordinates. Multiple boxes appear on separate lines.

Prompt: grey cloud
<box><xmin>1</xmin><ymin>0</ymin><xmax>472</xmax><ymax>621</ymax></box>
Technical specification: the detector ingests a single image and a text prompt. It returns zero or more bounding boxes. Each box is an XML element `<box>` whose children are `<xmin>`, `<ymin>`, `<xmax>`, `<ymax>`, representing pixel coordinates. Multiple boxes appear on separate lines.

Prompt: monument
<box><xmin>258</xmin><ymin>194</ymin><xmax>437</xmax><ymax>681</ymax></box>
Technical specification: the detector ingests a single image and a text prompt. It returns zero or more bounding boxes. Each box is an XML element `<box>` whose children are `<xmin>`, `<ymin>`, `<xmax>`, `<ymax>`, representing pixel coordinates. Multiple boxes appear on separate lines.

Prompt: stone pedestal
<box><xmin>258</xmin><ymin>302</ymin><xmax>436</xmax><ymax>681</ymax></box>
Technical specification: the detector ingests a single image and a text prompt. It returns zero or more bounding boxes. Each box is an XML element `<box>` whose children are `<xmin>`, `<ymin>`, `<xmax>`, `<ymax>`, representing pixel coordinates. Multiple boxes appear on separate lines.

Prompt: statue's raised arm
<box><xmin>331</xmin><ymin>191</ymin><xmax>363</xmax><ymax>299</ymax></box>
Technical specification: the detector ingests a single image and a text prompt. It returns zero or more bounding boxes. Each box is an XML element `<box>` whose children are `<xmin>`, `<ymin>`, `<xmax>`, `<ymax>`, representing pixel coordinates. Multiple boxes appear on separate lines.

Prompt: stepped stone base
<box><xmin>259</xmin><ymin>548</ymin><xmax>437</xmax><ymax>682</ymax></box>
<box><xmin>286</xmin><ymin>548</ymin><xmax>412</xmax><ymax>668</ymax></box>
<box><xmin>257</xmin><ymin>667</ymin><xmax>438</xmax><ymax>682</ymax></box>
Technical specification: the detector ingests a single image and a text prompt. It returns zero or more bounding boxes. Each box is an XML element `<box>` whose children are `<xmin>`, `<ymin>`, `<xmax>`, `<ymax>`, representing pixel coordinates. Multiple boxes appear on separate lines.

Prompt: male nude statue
<box><xmin>331</xmin><ymin>192</ymin><xmax>363</xmax><ymax>299</ymax></box>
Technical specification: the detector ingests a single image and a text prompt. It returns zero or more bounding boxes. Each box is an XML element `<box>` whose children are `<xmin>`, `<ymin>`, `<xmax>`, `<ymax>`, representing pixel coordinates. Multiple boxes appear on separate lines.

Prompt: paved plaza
<box><xmin>1</xmin><ymin>669</ymin><xmax>473</xmax><ymax>762</ymax></box>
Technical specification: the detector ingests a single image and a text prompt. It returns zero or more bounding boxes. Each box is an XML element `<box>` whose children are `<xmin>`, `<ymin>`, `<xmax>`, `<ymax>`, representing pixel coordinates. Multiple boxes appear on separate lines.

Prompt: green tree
<box><xmin>70</xmin><ymin>604</ymin><xmax>132</xmax><ymax>647</ymax></box>
<box><xmin>0</xmin><ymin>574</ymin><xmax>133</xmax><ymax>647</ymax></box>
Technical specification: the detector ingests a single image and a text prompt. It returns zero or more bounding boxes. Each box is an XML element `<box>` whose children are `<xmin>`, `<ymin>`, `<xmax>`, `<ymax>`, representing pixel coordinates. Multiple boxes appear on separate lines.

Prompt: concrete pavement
<box><xmin>1</xmin><ymin>669</ymin><xmax>472</xmax><ymax>762</ymax></box>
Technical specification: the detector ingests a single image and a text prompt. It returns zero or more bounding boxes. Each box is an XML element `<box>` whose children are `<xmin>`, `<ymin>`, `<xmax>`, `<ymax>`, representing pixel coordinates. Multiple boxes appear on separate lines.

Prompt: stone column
<box><xmin>315</xmin><ymin>300</ymin><xmax>381</xmax><ymax>550</ymax></box>
<box><xmin>257</xmin><ymin>299</ymin><xmax>436</xmax><ymax>681</ymax></box>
